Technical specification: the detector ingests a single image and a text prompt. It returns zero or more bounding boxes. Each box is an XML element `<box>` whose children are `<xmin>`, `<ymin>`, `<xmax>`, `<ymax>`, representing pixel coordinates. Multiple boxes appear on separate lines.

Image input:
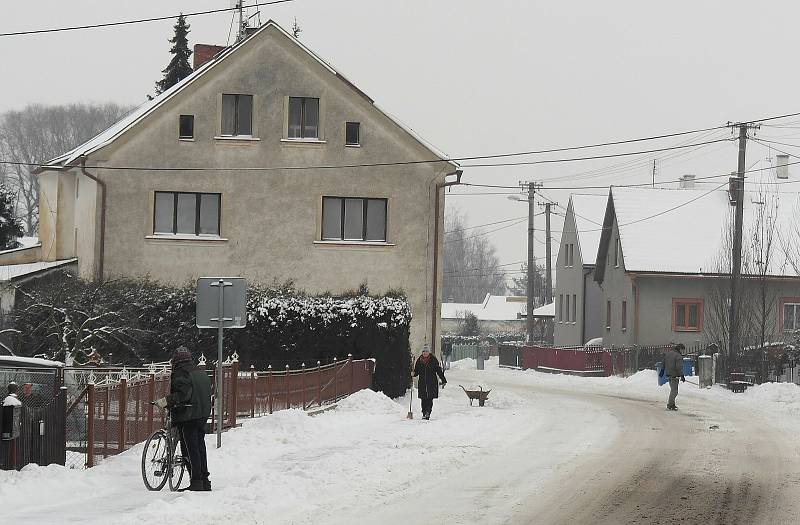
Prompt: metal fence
<box><xmin>0</xmin><ymin>367</ymin><xmax>67</xmax><ymax>470</ymax></box>
<box><xmin>81</xmin><ymin>356</ymin><xmax>375</xmax><ymax>468</ymax></box>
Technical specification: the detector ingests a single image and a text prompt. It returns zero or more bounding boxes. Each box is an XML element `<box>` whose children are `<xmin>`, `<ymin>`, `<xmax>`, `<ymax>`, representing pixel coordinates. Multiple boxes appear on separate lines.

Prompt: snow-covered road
<box><xmin>3</xmin><ymin>358</ymin><xmax>800</xmax><ymax>524</ymax></box>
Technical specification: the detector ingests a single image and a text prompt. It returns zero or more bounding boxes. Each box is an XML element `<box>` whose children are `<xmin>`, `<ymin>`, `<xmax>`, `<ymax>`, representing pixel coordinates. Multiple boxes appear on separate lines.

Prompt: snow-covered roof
<box><xmin>441</xmin><ymin>294</ymin><xmax>527</xmax><ymax>321</ymax></box>
<box><xmin>0</xmin><ymin>259</ymin><xmax>75</xmax><ymax>282</ymax></box>
<box><xmin>567</xmin><ymin>194</ymin><xmax>608</xmax><ymax>266</ymax></box>
<box><xmin>531</xmin><ymin>302</ymin><xmax>555</xmax><ymax>318</ymax></box>
<box><xmin>606</xmin><ymin>179</ymin><xmax>800</xmax><ymax>276</ymax></box>
<box><xmin>0</xmin><ymin>355</ymin><xmax>64</xmax><ymax>368</ymax></box>
<box><xmin>0</xmin><ymin>236</ymin><xmax>41</xmax><ymax>255</ymax></box>
<box><xmin>41</xmin><ymin>21</ymin><xmax>456</xmax><ymax>170</ymax></box>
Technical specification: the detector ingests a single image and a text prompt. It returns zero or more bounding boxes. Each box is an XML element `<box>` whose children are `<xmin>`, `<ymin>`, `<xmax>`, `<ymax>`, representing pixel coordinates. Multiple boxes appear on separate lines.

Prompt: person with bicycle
<box><xmin>155</xmin><ymin>347</ymin><xmax>212</xmax><ymax>491</ymax></box>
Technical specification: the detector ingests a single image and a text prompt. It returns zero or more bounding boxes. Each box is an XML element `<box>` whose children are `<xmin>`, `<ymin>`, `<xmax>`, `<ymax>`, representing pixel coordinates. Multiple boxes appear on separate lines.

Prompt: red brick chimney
<box><xmin>193</xmin><ymin>44</ymin><xmax>226</xmax><ymax>70</ymax></box>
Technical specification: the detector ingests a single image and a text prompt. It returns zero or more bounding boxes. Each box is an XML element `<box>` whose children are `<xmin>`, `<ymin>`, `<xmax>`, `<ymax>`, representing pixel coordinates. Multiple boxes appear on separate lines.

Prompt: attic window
<box><xmin>288</xmin><ymin>97</ymin><xmax>319</xmax><ymax>139</ymax></box>
<box><xmin>345</xmin><ymin>122</ymin><xmax>360</xmax><ymax>146</ymax></box>
<box><xmin>179</xmin><ymin>115</ymin><xmax>194</xmax><ymax>139</ymax></box>
<box><xmin>614</xmin><ymin>237</ymin><xmax>620</xmax><ymax>267</ymax></box>
<box><xmin>221</xmin><ymin>94</ymin><xmax>253</xmax><ymax>136</ymax></box>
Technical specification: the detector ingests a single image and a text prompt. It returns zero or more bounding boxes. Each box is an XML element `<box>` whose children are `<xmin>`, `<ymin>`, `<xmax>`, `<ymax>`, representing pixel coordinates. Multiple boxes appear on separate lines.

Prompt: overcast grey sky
<box><xmin>2</xmin><ymin>0</ymin><xmax>797</xmax><ymax>276</ymax></box>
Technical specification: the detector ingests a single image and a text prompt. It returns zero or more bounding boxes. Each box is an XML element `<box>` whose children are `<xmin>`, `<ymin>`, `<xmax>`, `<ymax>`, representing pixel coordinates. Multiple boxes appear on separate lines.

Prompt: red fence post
<box><xmin>284</xmin><ymin>365</ymin><xmax>290</xmax><ymax>409</ymax></box>
<box><xmin>267</xmin><ymin>365</ymin><xmax>273</xmax><ymax>414</ymax></box>
<box><xmin>147</xmin><ymin>373</ymin><xmax>155</xmax><ymax>437</ymax></box>
<box><xmin>118</xmin><ymin>377</ymin><xmax>127</xmax><ymax>453</ymax></box>
<box><xmin>230</xmin><ymin>360</ymin><xmax>239</xmax><ymax>428</ymax></box>
<box><xmin>348</xmin><ymin>354</ymin><xmax>354</xmax><ymax>395</ymax></box>
<box><xmin>317</xmin><ymin>361</ymin><xmax>322</xmax><ymax>407</ymax></box>
<box><xmin>301</xmin><ymin>363</ymin><xmax>306</xmax><ymax>409</ymax></box>
<box><xmin>250</xmin><ymin>365</ymin><xmax>256</xmax><ymax>418</ymax></box>
<box><xmin>333</xmin><ymin>357</ymin><xmax>338</xmax><ymax>401</ymax></box>
<box><xmin>86</xmin><ymin>383</ymin><xmax>95</xmax><ymax>468</ymax></box>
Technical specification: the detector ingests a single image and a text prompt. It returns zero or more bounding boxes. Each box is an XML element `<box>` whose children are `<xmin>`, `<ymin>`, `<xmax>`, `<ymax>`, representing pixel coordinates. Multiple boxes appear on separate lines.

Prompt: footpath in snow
<box><xmin>2</xmin><ymin>357</ymin><xmax>800</xmax><ymax>524</ymax></box>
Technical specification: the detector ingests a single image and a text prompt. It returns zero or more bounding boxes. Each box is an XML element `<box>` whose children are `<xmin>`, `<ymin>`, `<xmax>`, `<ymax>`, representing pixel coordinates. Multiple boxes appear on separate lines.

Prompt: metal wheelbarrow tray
<box><xmin>459</xmin><ymin>385</ymin><xmax>491</xmax><ymax>407</ymax></box>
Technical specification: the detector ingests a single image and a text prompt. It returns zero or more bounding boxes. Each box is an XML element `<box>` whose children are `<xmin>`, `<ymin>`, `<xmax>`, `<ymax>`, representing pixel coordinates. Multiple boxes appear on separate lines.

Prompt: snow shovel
<box><xmin>407</xmin><ymin>382</ymin><xmax>414</xmax><ymax>419</ymax></box>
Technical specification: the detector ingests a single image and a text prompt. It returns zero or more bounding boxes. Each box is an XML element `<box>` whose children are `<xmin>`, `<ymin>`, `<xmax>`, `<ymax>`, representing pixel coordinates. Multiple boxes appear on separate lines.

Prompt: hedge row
<box><xmin>12</xmin><ymin>273</ymin><xmax>412</xmax><ymax>398</ymax></box>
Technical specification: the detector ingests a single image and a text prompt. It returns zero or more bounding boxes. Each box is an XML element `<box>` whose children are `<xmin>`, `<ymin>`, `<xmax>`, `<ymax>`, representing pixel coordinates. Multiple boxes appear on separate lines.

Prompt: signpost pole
<box><xmin>216</xmin><ymin>279</ymin><xmax>224</xmax><ymax>449</ymax></box>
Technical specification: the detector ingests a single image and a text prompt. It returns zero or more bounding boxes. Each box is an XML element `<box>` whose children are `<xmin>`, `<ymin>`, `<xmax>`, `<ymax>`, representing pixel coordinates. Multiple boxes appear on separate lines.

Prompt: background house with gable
<box><xmin>554</xmin><ymin>194</ymin><xmax>607</xmax><ymax>346</ymax></box>
<box><xmin>34</xmin><ymin>21</ymin><xmax>459</xmax><ymax>356</ymax></box>
<box><xmin>593</xmin><ymin>168</ymin><xmax>800</xmax><ymax>350</ymax></box>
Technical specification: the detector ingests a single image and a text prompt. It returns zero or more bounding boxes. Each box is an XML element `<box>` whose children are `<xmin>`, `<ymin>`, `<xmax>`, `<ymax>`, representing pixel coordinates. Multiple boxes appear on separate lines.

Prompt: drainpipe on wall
<box><xmin>431</xmin><ymin>169</ymin><xmax>463</xmax><ymax>355</ymax></box>
<box><xmin>80</xmin><ymin>159</ymin><xmax>106</xmax><ymax>282</ymax></box>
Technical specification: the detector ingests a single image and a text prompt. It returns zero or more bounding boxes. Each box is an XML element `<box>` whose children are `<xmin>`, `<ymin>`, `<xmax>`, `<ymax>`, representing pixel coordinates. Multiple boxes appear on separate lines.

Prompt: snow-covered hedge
<box><xmin>13</xmin><ymin>275</ymin><xmax>412</xmax><ymax>397</ymax></box>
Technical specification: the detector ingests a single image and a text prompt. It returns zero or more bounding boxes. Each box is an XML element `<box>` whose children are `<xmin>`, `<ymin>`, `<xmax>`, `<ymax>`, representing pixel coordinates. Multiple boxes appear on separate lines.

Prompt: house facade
<box><xmin>593</xmin><ymin>179</ymin><xmax>800</xmax><ymax>349</ymax></box>
<box><xmin>36</xmin><ymin>21</ymin><xmax>458</xmax><ymax>356</ymax></box>
<box><xmin>553</xmin><ymin>194</ymin><xmax>607</xmax><ymax>346</ymax></box>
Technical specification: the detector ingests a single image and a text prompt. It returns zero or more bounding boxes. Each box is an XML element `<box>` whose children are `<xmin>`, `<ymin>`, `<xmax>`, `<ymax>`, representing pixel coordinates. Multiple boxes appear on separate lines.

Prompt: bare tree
<box><xmin>442</xmin><ymin>209</ymin><xmax>507</xmax><ymax>303</ymax></box>
<box><xmin>0</xmin><ymin>103</ymin><xmax>133</xmax><ymax>233</ymax></box>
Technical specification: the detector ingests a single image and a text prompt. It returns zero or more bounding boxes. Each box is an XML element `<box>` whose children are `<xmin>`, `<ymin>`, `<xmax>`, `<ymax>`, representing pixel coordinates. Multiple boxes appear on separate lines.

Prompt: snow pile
<box><xmin>449</xmin><ymin>357</ymin><xmax>478</xmax><ymax>370</ymax></box>
<box><xmin>335</xmin><ymin>388</ymin><xmax>401</xmax><ymax>415</ymax></box>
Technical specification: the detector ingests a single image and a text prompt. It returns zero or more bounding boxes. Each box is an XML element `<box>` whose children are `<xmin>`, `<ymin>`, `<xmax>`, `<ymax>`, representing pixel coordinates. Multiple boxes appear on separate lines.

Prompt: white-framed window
<box><xmin>572</xmin><ymin>294</ymin><xmax>577</xmax><ymax>323</ymax></box>
<box><xmin>782</xmin><ymin>299</ymin><xmax>800</xmax><ymax>332</ymax></box>
<box><xmin>558</xmin><ymin>294</ymin><xmax>563</xmax><ymax>322</ymax></box>
<box><xmin>322</xmin><ymin>197</ymin><xmax>387</xmax><ymax>241</ymax></box>
<box><xmin>221</xmin><ymin>94</ymin><xmax>252</xmax><ymax>136</ymax></box>
<box><xmin>621</xmin><ymin>300</ymin><xmax>627</xmax><ymax>330</ymax></box>
<box><xmin>614</xmin><ymin>237</ymin><xmax>620</xmax><ymax>267</ymax></box>
<box><xmin>154</xmin><ymin>191</ymin><xmax>221</xmax><ymax>236</ymax></box>
<box><xmin>565</xmin><ymin>295</ymin><xmax>571</xmax><ymax>322</ymax></box>
<box><xmin>288</xmin><ymin>97</ymin><xmax>320</xmax><ymax>139</ymax></box>
<box><xmin>564</xmin><ymin>243</ymin><xmax>575</xmax><ymax>267</ymax></box>
<box><xmin>606</xmin><ymin>300</ymin><xmax>611</xmax><ymax>329</ymax></box>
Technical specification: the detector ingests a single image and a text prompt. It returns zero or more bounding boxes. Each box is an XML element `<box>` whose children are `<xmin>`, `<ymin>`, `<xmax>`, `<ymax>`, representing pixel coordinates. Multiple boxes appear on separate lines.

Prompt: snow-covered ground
<box><xmin>3</xmin><ymin>357</ymin><xmax>800</xmax><ymax>524</ymax></box>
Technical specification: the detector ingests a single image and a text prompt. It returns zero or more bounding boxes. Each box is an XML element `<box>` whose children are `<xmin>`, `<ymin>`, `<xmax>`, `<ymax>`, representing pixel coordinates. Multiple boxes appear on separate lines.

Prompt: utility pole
<box><xmin>539</xmin><ymin>202</ymin><xmax>553</xmax><ymax>305</ymax></box>
<box><xmin>652</xmin><ymin>159</ymin><xmax>657</xmax><ymax>187</ymax></box>
<box><xmin>540</xmin><ymin>201</ymin><xmax>554</xmax><ymax>343</ymax></box>
<box><xmin>728</xmin><ymin>122</ymin><xmax>758</xmax><ymax>365</ymax></box>
<box><xmin>519</xmin><ymin>181</ymin><xmax>542</xmax><ymax>344</ymax></box>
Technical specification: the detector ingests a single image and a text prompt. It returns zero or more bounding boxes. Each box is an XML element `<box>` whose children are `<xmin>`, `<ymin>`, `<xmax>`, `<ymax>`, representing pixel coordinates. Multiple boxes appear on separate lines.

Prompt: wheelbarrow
<box><xmin>459</xmin><ymin>385</ymin><xmax>491</xmax><ymax>407</ymax></box>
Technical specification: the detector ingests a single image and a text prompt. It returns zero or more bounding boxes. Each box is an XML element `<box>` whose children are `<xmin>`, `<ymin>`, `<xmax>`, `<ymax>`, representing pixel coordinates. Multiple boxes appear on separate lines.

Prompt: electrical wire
<box><xmin>443</xmin><ymin>218</ymin><xmax>527</xmax><ymax>244</ymax></box>
<box><xmin>0</xmin><ymin>0</ymin><xmax>296</xmax><ymax>37</ymax></box>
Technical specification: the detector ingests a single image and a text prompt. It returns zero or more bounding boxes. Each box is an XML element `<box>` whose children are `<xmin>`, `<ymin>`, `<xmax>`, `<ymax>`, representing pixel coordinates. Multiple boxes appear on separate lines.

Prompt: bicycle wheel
<box><xmin>168</xmin><ymin>438</ymin><xmax>187</xmax><ymax>491</ymax></box>
<box><xmin>142</xmin><ymin>430</ymin><xmax>169</xmax><ymax>491</ymax></box>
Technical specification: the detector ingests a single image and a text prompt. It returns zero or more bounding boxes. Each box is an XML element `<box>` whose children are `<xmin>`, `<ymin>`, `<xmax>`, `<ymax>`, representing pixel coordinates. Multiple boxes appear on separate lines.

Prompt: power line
<box><xmin>0</xmin><ymin>0</ymin><xmax>296</xmax><ymax>37</ymax></box>
<box><xmin>443</xmin><ymin>218</ymin><xmax>527</xmax><ymax>244</ymax></box>
<box><xmin>2</xmin><ymin>138</ymin><xmax>730</xmax><ymax>172</ymax></box>
<box><xmin>458</xmin><ymin>138</ymin><xmax>733</xmax><ymax>168</ymax></box>
<box><xmin>444</xmin><ymin>215</ymin><xmax>527</xmax><ymax>234</ymax></box>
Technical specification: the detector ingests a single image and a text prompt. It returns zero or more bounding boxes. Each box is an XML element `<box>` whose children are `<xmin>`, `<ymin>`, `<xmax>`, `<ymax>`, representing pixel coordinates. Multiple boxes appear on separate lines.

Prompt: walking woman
<box><xmin>413</xmin><ymin>343</ymin><xmax>447</xmax><ymax>420</ymax></box>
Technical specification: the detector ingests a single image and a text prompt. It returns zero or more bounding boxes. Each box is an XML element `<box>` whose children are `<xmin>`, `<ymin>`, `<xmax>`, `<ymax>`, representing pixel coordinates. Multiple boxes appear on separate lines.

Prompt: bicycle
<box><xmin>141</xmin><ymin>403</ymin><xmax>190</xmax><ymax>491</ymax></box>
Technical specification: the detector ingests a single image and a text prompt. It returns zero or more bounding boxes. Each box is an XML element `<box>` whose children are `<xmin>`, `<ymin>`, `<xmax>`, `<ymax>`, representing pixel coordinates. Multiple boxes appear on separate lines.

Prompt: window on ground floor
<box><xmin>154</xmin><ymin>191</ymin><xmax>221</xmax><ymax>236</ymax></box>
<box><xmin>672</xmin><ymin>298</ymin><xmax>703</xmax><ymax>332</ymax></box>
<box><xmin>781</xmin><ymin>299</ymin><xmax>800</xmax><ymax>332</ymax></box>
<box><xmin>621</xmin><ymin>300</ymin><xmax>627</xmax><ymax>330</ymax></box>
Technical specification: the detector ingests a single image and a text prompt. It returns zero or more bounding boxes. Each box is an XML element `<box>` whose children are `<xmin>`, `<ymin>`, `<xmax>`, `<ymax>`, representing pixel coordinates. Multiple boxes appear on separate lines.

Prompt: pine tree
<box><xmin>155</xmin><ymin>15</ymin><xmax>193</xmax><ymax>95</ymax></box>
<box><xmin>0</xmin><ymin>185</ymin><xmax>24</xmax><ymax>249</ymax></box>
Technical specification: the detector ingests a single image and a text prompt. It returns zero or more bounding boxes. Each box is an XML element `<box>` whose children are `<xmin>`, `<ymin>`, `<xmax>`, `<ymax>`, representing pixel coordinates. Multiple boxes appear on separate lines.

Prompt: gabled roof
<box><xmin>596</xmin><ymin>178</ymin><xmax>800</xmax><ymax>277</ymax></box>
<box><xmin>441</xmin><ymin>294</ymin><xmax>527</xmax><ymax>321</ymax></box>
<box><xmin>565</xmin><ymin>194</ymin><xmax>607</xmax><ymax>267</ymax></box>
<box><xmin>42</xmin><ymin>21</ymin><xmax>456</xmax><ymax>170</ymax></box>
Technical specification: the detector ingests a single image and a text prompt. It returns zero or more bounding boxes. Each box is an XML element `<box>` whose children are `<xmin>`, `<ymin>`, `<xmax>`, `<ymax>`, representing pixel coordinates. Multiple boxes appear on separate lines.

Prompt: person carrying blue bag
<box><xmin>660</xmin><ymin>343</ymin><xmax>686</xmax><ymax>410</ymax></box>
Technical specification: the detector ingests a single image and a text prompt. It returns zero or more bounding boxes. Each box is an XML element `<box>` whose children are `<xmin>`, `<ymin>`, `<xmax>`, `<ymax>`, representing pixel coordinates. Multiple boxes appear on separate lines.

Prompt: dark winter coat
<box><xmin>167</xmin><ymin>360</ymin><xmax>212</xmax><ymax>424</ymax></box>
<box><xmin>413</xmin><ymin>355</ymin><xmax>446</xmax><ymax>400</ymax></box>
<box><xmin>663</xmin><ymin>349</ymin><xmax>684</xmax><ymax>378</ymax></box>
